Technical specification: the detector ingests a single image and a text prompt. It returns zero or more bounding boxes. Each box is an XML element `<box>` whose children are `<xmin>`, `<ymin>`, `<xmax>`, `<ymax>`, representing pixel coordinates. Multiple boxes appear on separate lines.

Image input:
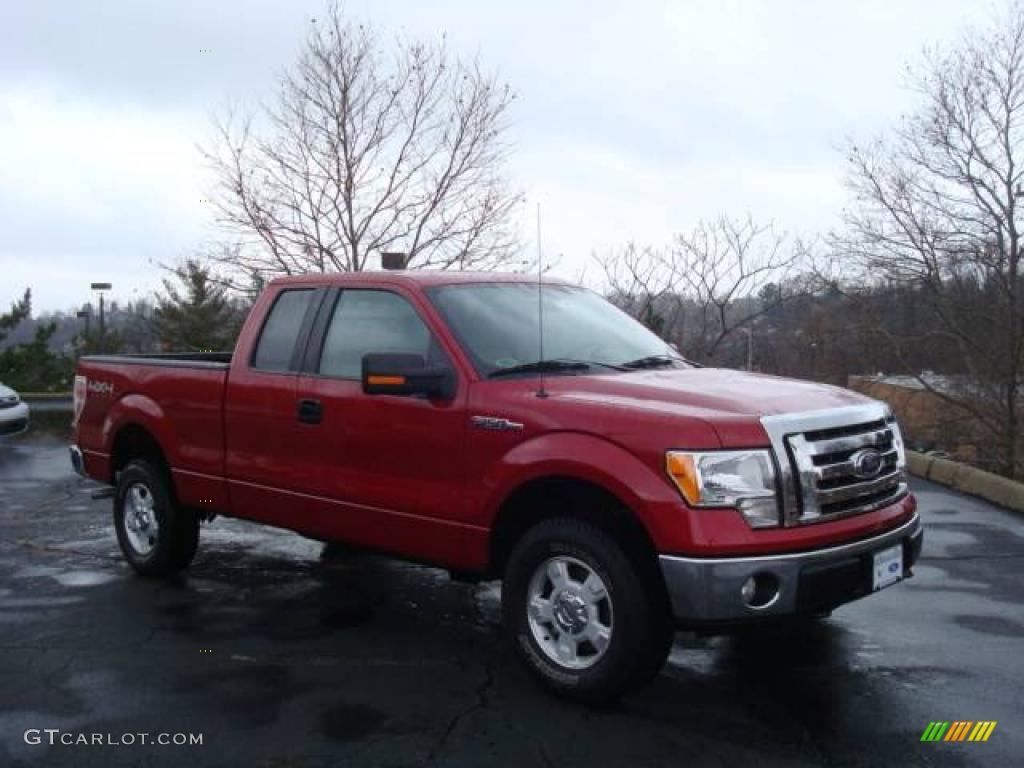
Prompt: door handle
<box><xmin>297</xmin><ymin>398</ymin><xmax>323</xmax><ymax>424</ymax></box>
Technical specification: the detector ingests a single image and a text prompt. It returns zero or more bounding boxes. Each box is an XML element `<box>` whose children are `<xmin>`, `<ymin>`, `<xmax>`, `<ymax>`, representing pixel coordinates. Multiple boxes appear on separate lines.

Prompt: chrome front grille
<box><xmin>762</xmin><ymin>404</ymin><xmax>908</xmax><ymax>526</ymax></box>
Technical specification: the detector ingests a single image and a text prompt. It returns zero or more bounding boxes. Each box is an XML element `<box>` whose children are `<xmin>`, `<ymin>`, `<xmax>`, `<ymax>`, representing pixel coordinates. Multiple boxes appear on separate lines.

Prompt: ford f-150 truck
<box><xmin>71</xmin><ymin>271</ymin><xmax>922</xmax><ymax>702</ymax></box>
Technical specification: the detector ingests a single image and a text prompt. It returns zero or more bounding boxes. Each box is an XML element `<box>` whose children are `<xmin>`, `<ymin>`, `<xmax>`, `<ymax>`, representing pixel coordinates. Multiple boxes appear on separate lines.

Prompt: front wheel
<box><xmin>114</xmin><ymin>459</ymin><xmax>198</xmax><ymax>578</ymax></box>
<box><xmin>502</xmin><ymin>518</ymin><xmax>671</xmax><ymax>704</ymax></box>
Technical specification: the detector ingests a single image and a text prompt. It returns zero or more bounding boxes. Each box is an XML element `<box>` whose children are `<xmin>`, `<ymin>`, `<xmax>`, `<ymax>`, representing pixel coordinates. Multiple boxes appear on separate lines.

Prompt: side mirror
<box><xmin>361</xmin><ymin>353</ymin><xmax>453</xmax><ymax>399</ymax></box>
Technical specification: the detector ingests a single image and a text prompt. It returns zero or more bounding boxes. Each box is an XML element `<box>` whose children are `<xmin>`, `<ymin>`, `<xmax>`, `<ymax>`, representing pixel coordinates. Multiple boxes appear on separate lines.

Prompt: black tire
<box><xmin>114</xmin><ymin>459</ymin><xmax>198</xmax><ymax>578</ymax></box>
<box><xmin>502</xmin><ymin>518</ymin><xmax>671</xmax><ymax>704</ymax></box>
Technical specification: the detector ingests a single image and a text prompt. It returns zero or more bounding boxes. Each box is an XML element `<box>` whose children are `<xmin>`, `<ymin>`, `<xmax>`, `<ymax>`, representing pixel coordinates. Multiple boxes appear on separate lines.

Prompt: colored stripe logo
<box><xmin>921</xmin><ymin>721</ymin><xmax>997</xmax><ymax>742</ymax></box>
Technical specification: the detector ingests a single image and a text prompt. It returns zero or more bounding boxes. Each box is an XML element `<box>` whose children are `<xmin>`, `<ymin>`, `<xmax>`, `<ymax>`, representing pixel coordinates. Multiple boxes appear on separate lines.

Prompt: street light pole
<box><xmin>76</xmin><ymin>309</ymin><xmax>91</xmax><ymax>337</ymax></box>
<box><xmin>90</xmin><ymin>282</ymin><xmax>112</xmax><ymax>339</ymax></box>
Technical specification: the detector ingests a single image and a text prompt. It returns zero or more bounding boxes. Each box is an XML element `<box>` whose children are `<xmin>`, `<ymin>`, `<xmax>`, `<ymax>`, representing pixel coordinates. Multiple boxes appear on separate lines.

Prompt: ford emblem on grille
<box><xmin>850</xmin><ymin>447</ymin><xmax>884</xmax><ymax>479</ymax></box>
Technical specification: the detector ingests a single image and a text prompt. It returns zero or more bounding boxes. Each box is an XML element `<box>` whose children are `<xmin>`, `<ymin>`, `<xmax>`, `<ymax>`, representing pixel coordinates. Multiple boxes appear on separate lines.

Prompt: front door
<box><xmin>295</xmin><ymin>287</ymin><xmax>469</xmax><ymax>566</ymax></box>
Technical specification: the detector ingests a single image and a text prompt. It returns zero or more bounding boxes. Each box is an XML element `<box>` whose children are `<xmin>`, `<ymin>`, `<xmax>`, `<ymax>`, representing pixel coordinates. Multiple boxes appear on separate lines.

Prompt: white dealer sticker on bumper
<box><xmin>872</xmin><ymin>544</ymin><xmax>904</xmax><ymax>591</ymax></box>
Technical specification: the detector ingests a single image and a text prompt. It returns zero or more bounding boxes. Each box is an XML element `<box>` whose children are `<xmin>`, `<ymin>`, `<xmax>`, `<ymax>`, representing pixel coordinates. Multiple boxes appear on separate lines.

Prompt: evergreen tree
<box><xmin>152</xmin><ymin>260</ymin><xmax>240</xmax><ymax>352</ymax></box>
<box><xmin>0</xmin><ymin>288</ymin><xmax>73</xmax><ymax>391</ymax></box>
<box><xmin>76</xmin><ymin>327</ymin><xmax>124</xmax><ymax>355</ymax></box>
<box><xmin>0</xmin><ymin>324</ymin><xmax>74</xmax><ymax>391</ymax></box>
<box><xmin>0</xmin><ymin>289</ymin><xmax>31</xmax><ymax>344</ymax></box>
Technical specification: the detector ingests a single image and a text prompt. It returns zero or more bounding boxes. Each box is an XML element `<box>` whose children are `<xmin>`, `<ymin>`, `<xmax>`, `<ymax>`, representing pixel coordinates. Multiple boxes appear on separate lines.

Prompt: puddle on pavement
<box><xmin>0</xmin><ymin>596</ymin><xmax>84</xmax><ymax>609</ymax></box>
<box><xmin>475</xmin><ymin>582</ymin><xmax>501</xmax><ymax>605</ymax></box>
<box><xmin>13</xmin><ymin>565</ymin><xmax>63</xmax><ymax>579</ymax></box>
<box><xmin>918</xmin><ymin>526</ymin><xmax>979</xmax><ymax>557</ymax></box>
<box><xmin>1</xmin><ymin>480</ymin><xmax>46</xmax><ymax>490</ymax></box>
<box><xmin>53</xmin><ymin>570</ymin><xmax>118</xmax><ymax>587</ymax></box>
<box><xmin>473</xmin><ymin>582</ymin><xmax>503</xmax><ymax>626</ymax></box>
<box><xmin>12</xmin><ymin>563</ymin><xmax>119</xmax><ymax>588</ymax></box>
<box><xmin>953</xmin><ymin>613</ymin><xmax>1024</xmax><ymax>637</ymax></box>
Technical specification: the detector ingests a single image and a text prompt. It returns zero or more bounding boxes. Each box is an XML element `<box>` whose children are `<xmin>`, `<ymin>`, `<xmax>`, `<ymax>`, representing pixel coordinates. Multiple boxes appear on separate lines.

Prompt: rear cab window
<box><xmin>251</xmin><ymin>288</ymin><xmax>316</xmax><ymax>371</ymax></box>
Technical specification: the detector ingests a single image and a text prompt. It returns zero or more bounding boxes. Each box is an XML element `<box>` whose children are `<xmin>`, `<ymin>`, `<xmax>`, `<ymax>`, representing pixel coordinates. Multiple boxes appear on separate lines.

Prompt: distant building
<box><xmin>847</xmin><ymin>373</ymin><xmax>984</xmax><ymax>463</ymax></box>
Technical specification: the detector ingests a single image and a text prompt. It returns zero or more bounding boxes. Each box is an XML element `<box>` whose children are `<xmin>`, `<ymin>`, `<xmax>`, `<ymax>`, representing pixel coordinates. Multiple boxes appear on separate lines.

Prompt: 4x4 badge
<box><xmin>471</xmin><ymin>415</ymin><xmax>523</xmax><ymax>432</ymax></box>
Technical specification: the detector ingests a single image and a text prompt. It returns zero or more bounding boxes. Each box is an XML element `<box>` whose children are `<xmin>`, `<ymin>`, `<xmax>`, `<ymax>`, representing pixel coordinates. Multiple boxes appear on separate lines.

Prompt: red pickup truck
<box><xmin>71</xmin><ymin>271</ymin><xmax>922</xmax><ymax>702</ymax></box>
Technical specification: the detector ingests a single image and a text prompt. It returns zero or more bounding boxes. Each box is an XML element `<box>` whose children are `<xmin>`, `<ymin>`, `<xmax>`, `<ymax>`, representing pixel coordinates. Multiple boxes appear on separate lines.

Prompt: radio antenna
<box><xmin>536</xmin><ymin>201</ymin><xmax>548</xmax><ymax>399</ymax></box>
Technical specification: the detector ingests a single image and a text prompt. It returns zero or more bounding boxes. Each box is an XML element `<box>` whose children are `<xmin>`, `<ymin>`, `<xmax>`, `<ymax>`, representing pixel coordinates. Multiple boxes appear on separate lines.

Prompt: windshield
<box><xmin>427</xmin><ymin>283</ymin><xmax>683</xmax><ymax>377</ymax></box>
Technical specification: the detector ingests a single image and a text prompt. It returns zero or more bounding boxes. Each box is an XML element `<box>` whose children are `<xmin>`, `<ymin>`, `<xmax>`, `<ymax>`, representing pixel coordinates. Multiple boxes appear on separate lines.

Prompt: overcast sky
<box><xmin>0</xmin><ymin>0</ymin><xmax>984</xmax><ymax>313</ymax></box>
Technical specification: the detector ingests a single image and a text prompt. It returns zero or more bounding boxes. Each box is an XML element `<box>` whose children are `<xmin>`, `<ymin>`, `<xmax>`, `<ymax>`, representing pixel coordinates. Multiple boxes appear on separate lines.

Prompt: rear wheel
<box><xmin>502</xmin><ymin>518</ymin><xmax>671</xmax><ymax>704</ymax></box>
<box><xmin>114</xmin><ymin>459</ymin><xmax>198</xmax><ymax>578</ymax></box>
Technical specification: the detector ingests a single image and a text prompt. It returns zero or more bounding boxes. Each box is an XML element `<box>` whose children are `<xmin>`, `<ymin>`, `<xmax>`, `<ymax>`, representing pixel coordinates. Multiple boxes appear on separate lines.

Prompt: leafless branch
<box><xmin>600</xmin><ymin>215</ymin><xmax>803</xmax><ymax>361</ymax></box>
<box><xmin>200</xmin><ymin>2</ymin><xmax>522</xmax><ymax>287</ymax></box>
<box><xmin>833</xmin><ymin>1</ymin><xmax>1024</xmax><ymax>476</ymax></box>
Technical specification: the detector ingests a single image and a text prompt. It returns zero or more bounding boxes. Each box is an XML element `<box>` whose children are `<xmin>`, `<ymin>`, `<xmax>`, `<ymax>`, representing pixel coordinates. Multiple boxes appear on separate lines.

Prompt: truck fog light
<box><xmin>741</xmin><ymin>576</ymin><xmax>756</xmax><ymax>604</ymax></box>
<box><xmin>741</xmin><ymin>573</ymin><xmax>780</xmax><ymax>609</ymax></box>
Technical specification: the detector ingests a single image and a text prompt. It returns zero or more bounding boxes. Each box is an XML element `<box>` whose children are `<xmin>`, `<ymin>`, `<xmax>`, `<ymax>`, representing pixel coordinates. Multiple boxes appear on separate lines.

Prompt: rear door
<box><xmin>224</xmin><ymin>286</ymin><xmax>324</xmax><ymax>528</ymax></box>
<box><xmin>293</xmin><ymin>286</ymin><xmax>469</xmax><ymax>565</ymax></box>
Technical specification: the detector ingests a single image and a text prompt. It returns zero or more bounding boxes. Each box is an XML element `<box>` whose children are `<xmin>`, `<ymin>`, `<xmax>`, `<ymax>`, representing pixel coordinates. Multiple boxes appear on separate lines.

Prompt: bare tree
<box><xmin>203</xmin><ymin>3</ymin><xmax>521</xmax><ymax>285</ymax></box>
<box><xmin>836</xmin><ymin>2</ymin><xmax>1024</xmax><ymax>477</ymax></box>
<box><xmin>601</xmin><ymin>215</ymin><xmax>803</xmax><ymax>362</ymax></box>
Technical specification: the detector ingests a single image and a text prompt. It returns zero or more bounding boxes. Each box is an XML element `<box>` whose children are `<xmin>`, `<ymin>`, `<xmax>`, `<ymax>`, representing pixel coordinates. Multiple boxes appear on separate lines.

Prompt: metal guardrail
<box><xmin>20</xmin><ymin>393</ymin><xmax>72</xmax><ymax>411</ymax></box>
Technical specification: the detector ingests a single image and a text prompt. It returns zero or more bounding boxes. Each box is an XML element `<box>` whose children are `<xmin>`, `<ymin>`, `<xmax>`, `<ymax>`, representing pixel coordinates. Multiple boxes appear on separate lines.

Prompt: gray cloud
<box><xmin>0</xmin><ymin>0</ymin><xmax>982</xmax><ymax>311</ymax></box>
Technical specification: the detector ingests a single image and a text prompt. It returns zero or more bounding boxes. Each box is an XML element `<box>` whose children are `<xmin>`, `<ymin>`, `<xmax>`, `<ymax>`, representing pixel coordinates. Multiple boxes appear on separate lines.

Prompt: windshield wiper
<box><xmin>588</xmin><ymin>360</ymin><xmax>630</xmax><ymax>371</ymax></box>
<box><xmin>488</xmin><ymin>359</ymin><xmax>591</xmax><ymax>379</ymax></box>
<box><xmin>620</xmin><ymin>354</ymin><xmax>680</xmax><ymax>370</ymax></box>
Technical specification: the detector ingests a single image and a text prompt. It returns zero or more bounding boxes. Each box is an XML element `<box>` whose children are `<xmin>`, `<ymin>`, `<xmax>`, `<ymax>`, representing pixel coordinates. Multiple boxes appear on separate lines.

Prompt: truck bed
<box><xmin>75</xmin><ymin>354</ymin><xmax>231</xmax><ymax>510</ymax></box>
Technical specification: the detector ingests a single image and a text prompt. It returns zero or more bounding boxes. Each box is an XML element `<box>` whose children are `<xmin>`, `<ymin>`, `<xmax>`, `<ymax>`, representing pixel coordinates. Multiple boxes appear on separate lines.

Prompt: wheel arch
<box><xmin>111</xmin><ymin>422</ymin><xmax>171</xmax><ymax>482</ymax></box>
<box><xmin>100</xmin><ymin>393</ymin><xmax>175</xmax><ymax>481</ymax></box>
<box><xmin>487</xmin><ymin>473</ymin><xmax>663</xmax><ymax>587</ymax></box>
<box><xmin>477</xmin><ymin>432</ymin><xmax>685</xmax><ymax>577</ymax></box>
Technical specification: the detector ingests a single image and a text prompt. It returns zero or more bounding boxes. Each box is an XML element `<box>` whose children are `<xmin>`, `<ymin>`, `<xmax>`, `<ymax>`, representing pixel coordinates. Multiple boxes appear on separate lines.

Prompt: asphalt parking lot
<box><xmin>1</xmin><ymin>416</ymin><xmax>1022</xmax><ymax>767</ymax></box>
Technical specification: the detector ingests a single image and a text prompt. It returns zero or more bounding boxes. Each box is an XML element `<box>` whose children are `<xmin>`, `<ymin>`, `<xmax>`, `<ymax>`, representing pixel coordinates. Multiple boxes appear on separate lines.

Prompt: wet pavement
<box><xmin>1</xmin><ymin>420</ymin><xmax>1022</xmax><ymax>767</ymax></box>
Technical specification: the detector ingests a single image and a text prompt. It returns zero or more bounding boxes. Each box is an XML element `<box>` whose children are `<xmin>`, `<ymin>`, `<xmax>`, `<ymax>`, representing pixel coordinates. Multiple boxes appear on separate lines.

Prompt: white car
<box><xmin>0</xmin><ymin>383</ymin><xmax>29</xmax><ymax>437</ymax></box>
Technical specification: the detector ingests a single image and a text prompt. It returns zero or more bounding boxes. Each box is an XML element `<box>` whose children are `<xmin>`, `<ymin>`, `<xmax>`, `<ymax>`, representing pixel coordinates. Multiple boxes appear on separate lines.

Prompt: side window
<box><xmin>318</xmin><ymin>290</ymin><xmax>437</xmax><ymax>378</ymax></box>
<box><xmin>252</xmin><ymin>289</ymin><xmax>315</xmax><ymax>371</ymax></box>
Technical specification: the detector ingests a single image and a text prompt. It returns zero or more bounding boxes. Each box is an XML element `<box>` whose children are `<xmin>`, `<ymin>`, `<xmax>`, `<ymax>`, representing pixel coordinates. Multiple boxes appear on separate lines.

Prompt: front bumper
<box><xmin>659</xmin><ymin>513</ymin><xmax>923</xmax><ymax>626</ymax></box>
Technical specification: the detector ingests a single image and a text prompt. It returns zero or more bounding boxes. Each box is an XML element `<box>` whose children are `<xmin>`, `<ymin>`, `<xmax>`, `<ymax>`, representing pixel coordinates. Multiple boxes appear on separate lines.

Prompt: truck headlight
<box><xmin>666</xmin><ymin>450</ymin><xmax>780</xmax><ymax>528</ymax></box>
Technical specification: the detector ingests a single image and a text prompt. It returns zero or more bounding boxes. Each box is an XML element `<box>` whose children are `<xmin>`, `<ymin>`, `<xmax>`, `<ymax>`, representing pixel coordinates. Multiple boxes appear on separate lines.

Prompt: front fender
<box><xmin>475</xmin><ymin>431</ymin><xmax>695</xmax><ymax>553</ymax></box>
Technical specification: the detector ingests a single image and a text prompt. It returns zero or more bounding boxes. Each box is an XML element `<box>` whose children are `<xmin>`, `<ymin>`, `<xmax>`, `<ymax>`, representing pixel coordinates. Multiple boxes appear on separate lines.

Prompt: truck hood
<box><xmin>549</xmin><ymin>367</ymin><xmax>878</xmax><ymax>446</ymax></box>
